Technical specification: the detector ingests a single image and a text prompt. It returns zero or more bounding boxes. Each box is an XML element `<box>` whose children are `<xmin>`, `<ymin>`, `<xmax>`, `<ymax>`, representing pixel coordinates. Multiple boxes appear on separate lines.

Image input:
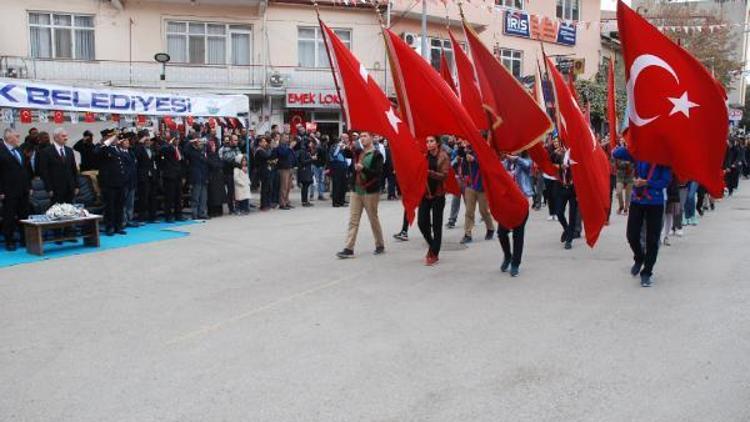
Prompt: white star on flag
<box><xmin>668</xmin><ymin>91</ymin><xmax>699</xmax><ymax>118</ymax></box>
<box><xmin>385</xmin><ymin>107</ymin><xmax>401</xmax><ymax>133</ymax></box>
<box><xmin>359</xmin><ymin>63</ymin><xmax>369</xmax><ymax>82</ymax></box>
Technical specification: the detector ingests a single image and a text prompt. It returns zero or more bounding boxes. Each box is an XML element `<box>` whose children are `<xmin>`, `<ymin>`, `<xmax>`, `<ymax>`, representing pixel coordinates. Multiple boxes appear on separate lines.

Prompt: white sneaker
<box><xmin>676</xmin><ymin>229</ymin><xmax>684</xmax><ymax>237</ymax></box>
<box><xmin>547</xmin><ymin>216</ymin><xmax>555</xmax><ymax>221</ymax></box>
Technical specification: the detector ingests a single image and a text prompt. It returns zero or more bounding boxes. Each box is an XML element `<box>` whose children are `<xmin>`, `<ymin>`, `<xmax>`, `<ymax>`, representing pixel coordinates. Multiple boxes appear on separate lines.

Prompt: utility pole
<box><xmin>421</xmin><ymin>0</ymin><xmax>429</xmax><ymax>61</ymax></box>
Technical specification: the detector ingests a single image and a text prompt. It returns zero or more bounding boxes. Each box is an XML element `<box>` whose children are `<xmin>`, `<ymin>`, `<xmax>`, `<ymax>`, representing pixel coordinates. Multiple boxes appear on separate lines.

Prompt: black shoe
<box><xmin>5</xmin><ymin>243</ymin><xmax>17</xmax><ymax>251</ymax></box>
<box><xmin>446</xmin><ymin>222</ymin><xmax>455</xmax><ymax>229</ymax></box>
<box><xmin>116</xmin><ymin>229</ymin><xmax>127</xmax><ymax>235</ymax></box>
<box><xmin>485</xmin><ymin>230</ymin><xmax>494</xmax><ymax>241</ymax></box>
<box><xmin>564</xmin><ymin>241</ymin><xmax>572</xmax><ymax>250</ymax></box>
<box><xmin>106</xmin><ymin>228</ymin><xmax>115</xmax><ymax>236</ymax></box>
<box><xmin>630</xmin><ymin>262</ymin><xmax>643</xmax><ymax>276</ymax></box>
<box><xmin>280</xmin><ymin>205</ymin><xmax>292</xmax><ymax>210</ymax></box>
<box><xmin>54</xmin><ymin>240</ymin><xmax>64</xmax><ymax>245</ymax></box>
<box><xmin>573</xmin><ymin>232</ymin><xmax>581</xmax><ymax>239</ymax></box>
<box><xmin>66</xmin><ymin>238</ymin><xmax>77</xmax><ymax>243</ymax></box>
<box><xmin>460</xmin><ymin>235</ymin><xmax>473</xmax><ymax>244</ymax></box>
<box><xmin>336</xmin><ymin>248</ymin><xmax>354</xmax><ymax>259</ymax></box>
<box><xmin>561</xmin><ymin>231</ymin><xmax>567</xmax><ymax>243</ymax></box>
<box><xmin>500</xmin><ymin>257</ymin><xmax>511</xmax><ymax>272</ymax></box>
<box><xmin>175</xmin><ymin>217</ymin><xmax>185</xmax><ymax>222</ymax></box>
<box><xmin>374</xmin><ymin>246</ymin><xmax>385</xmax><ymax>255</ymax></box>
<box><xmin>510</xmin><ymin>266</ymin><xmax>520</xmax><ymax>277</ymax></box>
<box><xmin>393</xmin><ymin>232</ymin><xmax>408</xmax><ymax>241</ymax></box>
<box><xmin>640</xmin><ymin>273</ymin><xmax>652</xmax><ymax>287</ymax></box>
<box><xmin>318</xmin><ymin>195</ymin><xmax>325</xmax><ymax>201</ymax></box>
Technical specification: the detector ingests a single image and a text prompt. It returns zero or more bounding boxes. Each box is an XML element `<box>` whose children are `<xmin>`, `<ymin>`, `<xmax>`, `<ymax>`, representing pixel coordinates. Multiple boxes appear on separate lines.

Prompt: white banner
<box><xmin>0</xmin><ymin>78</ymin><xmax>249</xmax><ymax>117</ymax></box>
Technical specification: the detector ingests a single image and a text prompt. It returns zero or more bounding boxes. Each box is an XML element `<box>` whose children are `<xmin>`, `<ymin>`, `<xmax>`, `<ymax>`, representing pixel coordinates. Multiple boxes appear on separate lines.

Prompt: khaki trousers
<box><xmin>616</xmin><ymin>181</ymin><xmax>633</xmax><ymax>212</ymax></box>
<box><xmin>81</xmin><ymin>170</ymin><xmax>101</xmax><ymax>197</ymax></box>
<box><xmin>279</xmin><ymin>169</ymin><xmax>292</xmax><ymax>207</ymax></box>
<box><xmin>345</xmin><ymin>192</ymin><xmax>384</xmax><ymax>250</ymax></box>
<box><xmin>464</xmin><ymin>187</ymin><xmax>494</xmax><ymax>236</ymax></box>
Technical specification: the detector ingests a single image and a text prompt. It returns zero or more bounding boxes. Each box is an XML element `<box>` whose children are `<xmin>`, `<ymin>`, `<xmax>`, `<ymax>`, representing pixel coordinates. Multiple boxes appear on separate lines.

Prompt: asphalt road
<box><xmin>1</xmin><ymin>188</ymin><xmax>749</xmax><ymax>422</ymax></box>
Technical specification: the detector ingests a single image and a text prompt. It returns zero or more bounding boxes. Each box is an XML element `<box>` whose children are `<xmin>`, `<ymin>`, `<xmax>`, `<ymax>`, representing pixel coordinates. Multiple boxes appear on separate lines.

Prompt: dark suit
<box><xmin>160</xmin><ymin>143</ymin><xmax>184</xmax><ymax>220</ymax></box>
<box><xmin>135</xmin><ymin>144</ymin><xmax>158</xmax><ymax>221</ymax></box>
<box><xmin>0</xmin><ymin>142</ymin><xmax>31</xmax><ymax>245</ymax></box>
<box><xmin>96</xmin><ymin>144</ymin><xmax>129</xmax><ymax>231</ymax></box>
<box><xmin>37</xmin><ymin>144</ymin><xmax>79</xmax><ymax>205</ymax></box>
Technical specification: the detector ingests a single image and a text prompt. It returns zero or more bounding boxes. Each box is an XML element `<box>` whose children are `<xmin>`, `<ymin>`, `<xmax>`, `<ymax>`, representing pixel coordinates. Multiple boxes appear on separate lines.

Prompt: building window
<box><xmin>298</xmin><ymin>27</ymin><xmax>351</xmax><ymax>68</ymax></box>
<box><xmin>29</xmin><ymin>12</ymin><xmax>95</xmax><ymax>60</ymax></box>
<box><xmin>556</xmin><ymin>0</ymin><xmax>580</xmax><ymax>21</ymax></box>
<box><xmin>166</xmin><ymin>21</ymin><xmax>252</xmax><ymax>65</ymax></box>
<box><xmin>497</xmin><ymin>48</ymin><xmax>523</xmax><ymax>78</ymax></box>
<box><xmin>495</xmin><ymin>0</ymin><xmax>524</xmax><ymax>9</ymax></box>
<box><xmin>429</xmin><ymin>38</ymin><xmax>454</xmax><ymax>71</ymax></box>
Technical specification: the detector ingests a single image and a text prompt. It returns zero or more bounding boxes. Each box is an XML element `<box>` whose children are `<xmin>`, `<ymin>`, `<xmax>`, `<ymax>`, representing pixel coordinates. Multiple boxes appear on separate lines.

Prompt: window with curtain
<box><xmin>297</xmin><ymin>26</ymin><xmax>351</xmax><ymax>68</ymax></box>
<box><xmin>428</xmin><ymin>38</ymin><xmax>453</xmax><ymax>71</ymax></box>
<box><xmin>556</xmin><ymin>0</ymin><xmax>580</xmax><ymax>21</ymax></box>
<box><xmin>494</xmin><ymin>0</ymin><xmax>524</xmax><ymax>9</ymax></box>
<box><xmin>166</xmin><ymin>21</ymin><xmax>252</xmax><ymax>65</ymax></box>
<box><xmin>28</xmin><ymin>12</ymin><xmax>95</xmax><ymax>60</ymax></box>
<box><xmin>498</xmin><ymin>48</ymin><xmax>523</xmax><ymax>78</ymax></box>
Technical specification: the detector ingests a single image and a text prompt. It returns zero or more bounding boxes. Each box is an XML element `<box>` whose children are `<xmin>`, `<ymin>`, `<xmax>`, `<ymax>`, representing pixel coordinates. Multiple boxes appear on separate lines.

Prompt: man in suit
<box><xmin>185</xmin><ymin>135</ymin><xmax>209</xmax><ymax>219</ymax></box>
<box><xmin>0</xmin><ymin>128</ymin><xmax>32</xmax><ymax>250</ymax></box>
<box><xmin>38</xmin><ymin>128</ymin><xmax>79</xmax><ymax>206</ymax></box>
<box><xmin>160</xmin><ymin>131</ymin><xmax>185</xmax><ymax>223</ymax></box>
<box><xmin>135</xmin><ymin>130</ymin><xmax>158</xmax><ymax>223</ymax></box>
<box><xmin>95</xmin><ymin>129</ymin><xmax>129</xmax><ymax>236</ymax></box>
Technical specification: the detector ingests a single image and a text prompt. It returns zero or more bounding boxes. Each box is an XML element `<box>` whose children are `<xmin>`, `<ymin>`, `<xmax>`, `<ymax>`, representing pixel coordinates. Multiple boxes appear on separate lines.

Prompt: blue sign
<box><xmin>503</xmin><ymin>10</ymin><xmax>577</xmax><ymax>47</ymax></box>
<box><xmin>504</xmin><ymin>11</ymin><xmax>530</xmax><ymax>38</ymax></box>
<box><xmin>557</xmin><ymin>22</ymin><xmax>577</xmax><ymax>46</ymax></box>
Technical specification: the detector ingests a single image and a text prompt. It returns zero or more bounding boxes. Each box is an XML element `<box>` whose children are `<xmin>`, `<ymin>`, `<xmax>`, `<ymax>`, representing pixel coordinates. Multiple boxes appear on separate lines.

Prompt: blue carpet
<box><xmin>0</xmin><ymin>221</ymin><xmax>198</xmax><ymax>269</ymax></box>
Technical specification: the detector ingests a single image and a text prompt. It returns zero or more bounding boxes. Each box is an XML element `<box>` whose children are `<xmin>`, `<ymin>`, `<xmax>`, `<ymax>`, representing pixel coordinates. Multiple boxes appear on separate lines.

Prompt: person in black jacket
<box><xmin>206</xmin><ymin>141</ymin><xmax>226</xmax><ymax>217</ymax></box>
<box><xmin>95</xmin><ymin>129</ymin><xmax>129</xmax><ymax>236</ymax></box>
<box><xmin>0</xmin><ymin>128</ymin><xmax>32</xmax><ymax>250</ymax></box>
<box><xmin>724</xmin><ymin>138</ymin><xmax>741</xmax><ymax>196</ymax></box>
<box><xmin>160</xmin><ymin>132</ymin><xmax>185</xmax><ymax>223</ymax></box>
<box><xmin>135</xmin><ymin>131</ymin><xmax>158</xmax><ymax>223</ymax></box>
<box><xmin>336</xmin><ymin>132</ymin><xmax>385</xmax><ymax>258</ymax></box>
<box><xmin>296</xmin><ymin>139</ymin><xmax>315</xmax><ymax>207</ymax></box>
<box><xmin>313</xmin><ymin>136</ymin><xmax>328</xmax><ymax>201</ymax></box>
<box><xmin>73</xmin><ymin>130</ymin><xmax>99</xmax><ymax>172</ymax></box>
<box><xmin>120</xmin><ymin>133</ymin><xmax>140</xmax><ymax>228</ymax></box>
<box><xmin>38</xmin><ymin>128</ymin><xmax>79</xmax><ymax>206</ymax></box>
<box><xmin>254</xmin><ymin>136</ymin><xmax>272</xmax><ymax>211</ymax></box>
<box><xmin>185</xmin><ymin>136</ymin><xmax>209</xmax><ymax>220</ymax></box>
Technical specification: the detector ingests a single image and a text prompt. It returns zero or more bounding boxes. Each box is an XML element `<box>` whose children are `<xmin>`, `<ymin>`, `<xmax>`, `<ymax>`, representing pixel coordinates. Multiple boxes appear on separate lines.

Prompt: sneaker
<box><xmin>485</xmin><ymin>230</ymin><xmax>494</xmax><ymax>241</ymax></box>
<box><xmin>675</xmin><ymin>229</ymin><xmax>684</xmax><ymax>237</ymax></box>
<box><xmin>336</xmin><ymin>248</ymin><xmax>354</xmax><ymax>259</ymax></box>
<box><xmin>546</xmin><ymin>216</ymin><xmax>555</xmax><ymax>221</ymax></box>
<box><xmin>446</xmin><ymin>221</ymin><xmax>456</xmax><ymax>229</ymax></box>
<box><xmin>425</xmin><ymin>252</ymin><xmax>439</xmax><ymax>266</ymax></box>
<box><xmin>374</xmin><ymin>246</ymin><xmax>385</xmax><ymax>255</ymax></box>
<box><xmin>630</xmin><ymin>261</ymin><xmax>643</xmax><ymax>276</ymax></box>
<box><xmin>460</xmin><ymin>235</ymin><xmax>473</xmax><ymax>244</ymax></box>
<box><xmin>640</xmin><ymin>273</ymin><xmax>653</xmax><ymax>287</ymax></box>
<box><xmin>393</xmin><ymin>231</ymin><xmax>409</xmax><ymax>241</ymax></box>
<box><xmin>564</xmin><ymin>241</ymin><xmax>572</xmax><ymax>250</ymax></box>
<box><xmin>500</xmin><ymin>257</ymin><xmax>512</xmax><ymax>272</ymax></box>
<box><xmin>663</xmin><ymin>237</ymin><xmax>671</xmax><ymax>246</ymax></box>
<box><xmin>560</xmin><ymin>232</ymin><xmax>567</xmax><ymax>243</ymax></box>
<box><xmin>318</xmin><ymin>195</ymin><xmax>325</xmax><ymax>201</ymax></box>
<box><xmin>510</xmin><ymin>266</ymin><xmax>520</xmax><ymax>277</ymax></box>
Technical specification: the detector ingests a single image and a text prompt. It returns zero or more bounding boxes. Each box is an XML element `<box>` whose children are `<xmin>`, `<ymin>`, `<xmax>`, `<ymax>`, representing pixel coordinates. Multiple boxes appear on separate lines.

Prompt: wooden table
<box><xmin>20</xmin><ymin>215</ymin><xmax>103</xmax><ymax>256</ymax></box>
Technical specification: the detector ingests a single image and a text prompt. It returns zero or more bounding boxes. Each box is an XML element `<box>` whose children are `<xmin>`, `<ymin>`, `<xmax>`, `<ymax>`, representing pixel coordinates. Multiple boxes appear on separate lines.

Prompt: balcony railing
<box><xmin>0</xmin><ymin>56</ymin><xmax>394</xmax><ymax>95</ymax></box>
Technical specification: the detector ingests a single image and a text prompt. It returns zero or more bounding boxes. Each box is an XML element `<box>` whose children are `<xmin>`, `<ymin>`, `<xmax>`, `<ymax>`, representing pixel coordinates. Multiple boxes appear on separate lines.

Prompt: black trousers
<box><xmin>259</xmin><ymin>174</ymin><xmax>271</xmax><ymax>209</ymax></box>
<box><xmin>401</xmin><ymin>211</ymin><xmax>409</xmax><ymax>233</ymax></box>
<box><xmin>51</xmin><ymin>188</ymin><xmax>75</xmax><ymax>206</ymax></box>
<box><xmin>608</xmin><ymin>174</ymin><xmax>616</xmax><ymax>220</ymax></box>
<box><xmin>497</xmin><ymin>214</ymin><xmax>528</xmax><ymax>268</ymax></box>
<box><xmin>555</xmin><ymin>184</ymin><xmax>578</xmax><ymax>243</ymax></box>
<box><xmin>331</xmin><ymin>166</ymin><xmax>348</xmax><ymax>206</ymax></box>
<box><xmin>385</xmin><ymin>171</ymin><xmax>396</xmax><ymax>197</ymax></box>
<box><xmin>626</xmin><ymin>202</ymin><xmax>664</xmax><ymax>276</ymax></box>
<box><xmin>544</xmin><ymin>179</ymin><xmax>557</xmax><ymax>216</ymax></box>
<box><xmin>103</xmin><ymin>186</ymin><xmax>125</xmax><ymax>230</ymax></box>
<box><xmin>300</xmin><ymin>181</ymin><xmax>311</xmax><ymax>203</ymax></box>
<box><xmin>418</xmin><ymin>196</ymin><xmax>446</xmax><ymax>256</ymax></box>
<box><xmin>726</xmin><ymin>168</ymin><xmax>739</xmax><ymax>195</ymax></box>
<box><xmin>163</xmin><ymin>177</ymin><xmax>182</xmax><ymax>220</ymax></box>
<box><xmin>224</xmin><ymin>174</ymin><xmax>236</xmax><ymax>212</ymax></box>
<box><xmin>2</xmin><ymin>195</ymin><xmax>29</xmax><ymax>245</ymax></box>
<box><xmin>697</xmin><ymin>185</ymin><xmax>707</xmax><ymax>212</ymax></box>
<box><xmin>137</xmin><ymin>178</ymin><xmax>157</xmax><ymax>221</ymax></box>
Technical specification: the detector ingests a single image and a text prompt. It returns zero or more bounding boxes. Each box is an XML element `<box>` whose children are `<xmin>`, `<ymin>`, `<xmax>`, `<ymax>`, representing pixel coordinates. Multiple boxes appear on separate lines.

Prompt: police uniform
<box><xmin>96</xmin><ymin>129</ymin><xmax>129</xmax><ymax>235</ymax></box>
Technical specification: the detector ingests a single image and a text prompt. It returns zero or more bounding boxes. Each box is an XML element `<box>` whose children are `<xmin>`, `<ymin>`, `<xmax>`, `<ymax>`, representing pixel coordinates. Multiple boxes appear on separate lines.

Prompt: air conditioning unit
<box><xmin>401</xmin><ymin>32</ymin><xmax>422</xmax><ymax>55</ymax></box>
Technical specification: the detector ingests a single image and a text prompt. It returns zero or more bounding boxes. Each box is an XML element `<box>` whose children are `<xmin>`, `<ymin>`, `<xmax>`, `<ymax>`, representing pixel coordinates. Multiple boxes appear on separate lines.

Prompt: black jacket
<box><xmin>354</xmin><ymin>148</ymin><xmax>384</xmax><ymax>194</ymax></box>
<box><xmin>37</xmin><ymin>144</ymin><xmax>79</xmax><ymax>195</ymax></box>
<box><xmin>296</xmin><ymin>148</ymin><xmax>314</xmax><ymax>184</ymax></box>
<box><xmin>160</xmin><ymin>144</ymin><xmax>184</xmax><ymax>180</ymax></box>
<box><xmin>185</xmin><ymin>145</ymin><xmax>209</xmax><ymax>185</ymax></box>
<box><xmin>95</xmin><ymin>144</ymin><xmax>130</xmax><ymax>188</ymax></box>
<box><xmin>0</xmin><ymin>142</ymin><xmax>31</xmax><ymax>198</ymax></box>
<box><xmin>135</xmin><ymin>144</ymin><xmax>158</xmax><ymax>181</ymax></box>
<box><xmin>73</xmin><ymin>139</ymin><xmax>99</xmax><ymax>171</ymax></box>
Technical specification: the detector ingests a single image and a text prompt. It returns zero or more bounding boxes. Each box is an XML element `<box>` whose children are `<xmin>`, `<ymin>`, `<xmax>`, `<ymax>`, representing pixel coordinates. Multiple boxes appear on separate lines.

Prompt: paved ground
<box><xmin>1</xmin><ymin>188</ymin><xmax>749</xmax><ymax>422</ymax></box>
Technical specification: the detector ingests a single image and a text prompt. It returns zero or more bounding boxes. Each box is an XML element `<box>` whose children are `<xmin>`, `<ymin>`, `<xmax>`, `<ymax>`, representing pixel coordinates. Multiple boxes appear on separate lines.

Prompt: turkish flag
<box><xmin>547</xmin><ymin>56</ymin><xmax>611</xmax><ymax>247</ymax></box>
<box><xmin>208</xmin><ymin>117</ymin><xmax>216</xmax><ymax>129</ymax></box>
<box><xmin>20</xmin><ymin>108</ymin><xmax>32</xmax><ymax>124</ymax></box>
<box><xmin>607</xmin><ymin>57</ymin><xmax>618</xmax><ymax>150</ymax></box>
<box><xmin>53</xmin><ymin>110</ymin><xmax>64</xmax><ymax>124</ymax></box>
<box><xmin>449</xmin><ymin>30</ymin><xmax>488</xmax><ymax>132</ymax></box>
<box><xmin>186</xmin><ymin>116</ymin><xmax>194</xmax><ymax>127</ymax></box>
<box><xmin>461</xmin><ymin>24</ymin><xmax>552</xmax><ymax>154</ymax></box>
<box><xmin>163</xmin><ymin>116</ymin><xmax>176</xmax><ymax>130</ymax></box>
<box><xmin>136</xmin><ymin>115</ymin><xmax>146</xmax><ymax>126</ymax></box>
<box><xmin>618</xmin><ymin>1</ymin><xmax>727</xmax><ymax>197</ymax></box>
<box><xmin>528</xmin><ymin>143</ymin><xmax>558</xmax><ymax>178</ymax></box>
<box><xmin>384</xmin><ymin>28</ymin><xmax>528</xmax><ymax>229</ymax></box>
<box><xmin>439</xmin><ymin>51</ymin><xmax>457</xmax><ymax>95</ymax></box>
<box><xmin>84</xmin><ymin>112</ymin><xmax>95</xmax><ymax>123</ymax></box>
<box><xmin>320</xmin><ymin>19</ymin><xmax>427</xmax><ymax>224</ymax></box>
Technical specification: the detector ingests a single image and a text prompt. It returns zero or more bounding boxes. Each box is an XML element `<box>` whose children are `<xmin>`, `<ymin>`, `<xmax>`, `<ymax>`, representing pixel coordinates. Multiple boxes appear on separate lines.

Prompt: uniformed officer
<box><xmin>95</xmin><ymin>128</ymin><xmax>129</xmax><ymax>236</ymax></box>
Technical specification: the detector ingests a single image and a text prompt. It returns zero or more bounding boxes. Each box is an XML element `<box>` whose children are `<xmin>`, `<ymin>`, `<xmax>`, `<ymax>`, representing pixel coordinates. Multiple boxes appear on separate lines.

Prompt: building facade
<box><xmin>0</xmin><ymin>0</ymin><xmax>602</xmax><ymax>138</ymax></box>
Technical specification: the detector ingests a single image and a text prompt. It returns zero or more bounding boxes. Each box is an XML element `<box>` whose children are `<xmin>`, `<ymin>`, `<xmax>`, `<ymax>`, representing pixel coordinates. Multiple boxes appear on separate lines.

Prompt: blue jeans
<box><xmin>684</xmin><ymin>181</ymin><xmax>697</xmax><ymax>219</ymax></box>
<box><xmin>313</xmin><ymin>165</ymin><xmax>326</xmax><ymax>196</ymax></box>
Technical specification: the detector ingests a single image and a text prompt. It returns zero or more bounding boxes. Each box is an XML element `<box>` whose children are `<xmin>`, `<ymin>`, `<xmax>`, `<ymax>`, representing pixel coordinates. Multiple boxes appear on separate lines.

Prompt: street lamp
<box><xmin>154</xmin><ymin>52</ymin><xmax>171</xmax><ymax>81</ymax></box>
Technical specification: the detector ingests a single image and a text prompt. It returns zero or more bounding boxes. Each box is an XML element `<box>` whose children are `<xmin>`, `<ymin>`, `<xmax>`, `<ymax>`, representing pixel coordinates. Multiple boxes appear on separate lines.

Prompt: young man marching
<box><xmin>418</xmin><ymin>136</ymin><xmax>450</xmax><ymax>265</ymax></box>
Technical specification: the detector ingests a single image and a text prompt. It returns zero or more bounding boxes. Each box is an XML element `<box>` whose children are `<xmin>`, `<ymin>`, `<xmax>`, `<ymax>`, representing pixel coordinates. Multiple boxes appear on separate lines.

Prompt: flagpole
<box><xmin>315</xmin><ymin>2</ymin><xmax>349</xmax><ymax>129</ymax></box>
<box><xmin>421</xmin><ymin>0</ymin><xmax>428</xmax><ymax>61</ymax></box>
<box><xmin>540</xmin><ymin>41</ymin><xmax>564</xmax><ymax>146</ymax></box>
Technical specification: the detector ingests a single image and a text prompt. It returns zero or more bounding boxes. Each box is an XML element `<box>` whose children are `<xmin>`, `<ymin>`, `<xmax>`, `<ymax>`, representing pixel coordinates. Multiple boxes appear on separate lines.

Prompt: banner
<box><xmin>504</xmin><ymin>10</ymin><xmax>577</xmax><ymax>46</ymax></box>
<box><xmin>0</xmin><ymin>78</ymin><xmax>249</xmax><ymax>117</ymax></box>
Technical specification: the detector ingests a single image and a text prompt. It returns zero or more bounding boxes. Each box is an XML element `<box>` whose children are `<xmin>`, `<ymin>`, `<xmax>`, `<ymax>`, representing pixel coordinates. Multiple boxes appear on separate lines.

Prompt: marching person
<box><xmin>461</xmin><ymin>143</ymin><xmax>495</xmax><ymax>244</ymax></box>
<box><xmin>613</xmin><ymin>145</ymin><xmax>672</xmax><ymax>287</ymax></box>
<box><xmin>418</xmin><ymin>135</ymin><xmax>450</xmax><ymax>266</ymax></box>
<box><xmin>0</xmin><ymin>128</ymin><xmax>32</xmax><ymax>251</ymax></box>
<box><xmin>498</xmin><ymin>151</ymin><xmax>533</xmax><ymax>277</ymax></box>
<box><xmin>553</xmin><ymin>145</ymin><xmax>578</xmax><ymax>250</ymax></box>
<box><xmin>336</xmin><ymin>131</ymin><xmax>385</xmax><ymax>259</ymax></box>
<box><xmin>96</xmin><ymin>128</ymin><xmax>129</xmax><ymax>236</ymax></box>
